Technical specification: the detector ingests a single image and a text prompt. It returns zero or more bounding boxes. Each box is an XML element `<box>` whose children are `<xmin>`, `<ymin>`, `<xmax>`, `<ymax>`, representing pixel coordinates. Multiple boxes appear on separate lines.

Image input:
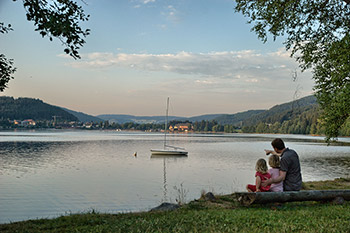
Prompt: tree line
<box><xmin>1</xmin><ymin>115</ymin><xmax>349</xmax><ymax>137</ymax></box>
<box><xmin>103</xmin><ymin>120</ymin><xmax>240</xmax><ymax>133</ymax></box>
<box><xmin>241</xmin><ymin>107</ymin><xmax>350</xmax><ymax>137</ymax></box>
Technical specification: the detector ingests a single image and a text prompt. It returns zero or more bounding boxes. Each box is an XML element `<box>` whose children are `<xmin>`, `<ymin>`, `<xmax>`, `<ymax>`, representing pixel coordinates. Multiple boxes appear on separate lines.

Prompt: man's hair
<box><xmin>271</xmin><ymin>138</ymin><xmax>285</xmax><ymax>150</ymax></box>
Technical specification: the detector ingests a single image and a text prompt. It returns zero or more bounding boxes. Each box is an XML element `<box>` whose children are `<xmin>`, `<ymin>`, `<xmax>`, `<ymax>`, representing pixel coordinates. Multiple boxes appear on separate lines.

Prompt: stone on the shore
<box><xmin>204</xmin><ymin>192</ymin><xmax>216</xmax><ymax>201</ymax></box>
<box><xmin>150</xmin><ymin>202</ymin><xmax>180</xmax><ymax>212</ymax></box>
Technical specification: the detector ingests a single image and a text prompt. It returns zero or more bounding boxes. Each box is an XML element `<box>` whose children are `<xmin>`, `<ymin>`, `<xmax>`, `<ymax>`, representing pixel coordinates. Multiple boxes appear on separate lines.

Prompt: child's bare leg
<box><xmin>246</xmin><ymin>185</ymin><xmax>253</xmax><ymax>192</ymax></box>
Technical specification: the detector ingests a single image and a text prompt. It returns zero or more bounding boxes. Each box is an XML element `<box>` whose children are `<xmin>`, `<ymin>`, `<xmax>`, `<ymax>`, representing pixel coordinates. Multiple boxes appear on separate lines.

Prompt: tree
<box><xmin>0</xmin><ymin>54</ymin><xmax>16</xmax><ymax>92</ymax></box>
<box><xmin>234</xmin><ymin>0</ymin><xmax>350</xmax><ymax>141</ymax></box>
<box><xmin>0</xmin><ymin>23</ymin><xmax>16</xmax><ymax>91</ymax></box>
<box><xmin>0</xmin><ymin>0</ymin><xmax>90</xmax><ymax>91</ymax></box>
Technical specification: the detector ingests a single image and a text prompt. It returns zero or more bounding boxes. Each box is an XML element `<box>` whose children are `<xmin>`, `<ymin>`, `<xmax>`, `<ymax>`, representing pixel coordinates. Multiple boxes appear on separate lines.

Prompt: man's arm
<box><xmin>264</xmin><ymin>149</ymin><xmax>281</xmax><ymax>156</ymax></box>
<box><xmin>262</xmin><ymin>170</ymin><xmax>286</xmax><ymax>186</ymax></box>
<box><xmin>272</xmin><ymin>170</ymin><xmax>286</xmax><ymax>183</ymax></box>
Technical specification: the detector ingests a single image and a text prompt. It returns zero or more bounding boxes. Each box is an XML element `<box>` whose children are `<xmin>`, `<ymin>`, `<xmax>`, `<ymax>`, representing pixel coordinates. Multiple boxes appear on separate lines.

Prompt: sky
<box><xmin>0</xmin><ymin>0</ymin><xmax>315</xmax><ymax>117</ymax></box>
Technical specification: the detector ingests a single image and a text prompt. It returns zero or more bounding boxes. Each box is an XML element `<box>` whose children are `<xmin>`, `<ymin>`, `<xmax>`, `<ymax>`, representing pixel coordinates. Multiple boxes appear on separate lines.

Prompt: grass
<box><xmin>1</xmin><ymin>178</ymin><xmax>350</xmax><ymax>232</ymax></box>
<box><xmin>302</xmin><ymin>177</ymin><xmax>350</xmax><ymax>190</ymax></box>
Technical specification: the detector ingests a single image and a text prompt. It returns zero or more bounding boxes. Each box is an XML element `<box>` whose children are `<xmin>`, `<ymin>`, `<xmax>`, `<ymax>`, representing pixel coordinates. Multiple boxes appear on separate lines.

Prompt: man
<box><xmin>263</xmin><ymin>138</ymin><xmax>302</xmax><ymax>191</ymax></box>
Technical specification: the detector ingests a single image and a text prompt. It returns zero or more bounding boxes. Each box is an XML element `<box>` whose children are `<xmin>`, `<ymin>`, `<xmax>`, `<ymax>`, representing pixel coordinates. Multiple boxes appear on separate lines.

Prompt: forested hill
<box><xmin>239</xmin><ymin>95</ymin><xmax>340</xmax><ymax>135</ymax></box>
<box><xmin>213</xmin><ymin>110</ymin><xmax>265</xmax><ymax>125</ymax></box>
<box><xmin>243</xmin><ymin>95</ymin><xmax>318</xmax><ymax>127</ymax></box>
<box><xmin>0</xmin><ymin>97</ymin><xmax>78</xmax><ymax>121</ymax></box>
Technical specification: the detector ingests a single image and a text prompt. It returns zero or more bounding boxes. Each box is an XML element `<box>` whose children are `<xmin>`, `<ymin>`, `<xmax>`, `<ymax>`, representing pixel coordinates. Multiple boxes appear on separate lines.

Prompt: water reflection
<box><xmin>163</xmin><ymin>159</ymin><xmax>167</xmax><ymax>202</ymax></box>
<box><xmin>0</xmin><ymin>141</ymin><xmax>60</xmax><ymax>175</ymax></box>
<box><xmin>0</xmin><ymin>141</ymin><xmax>94</xmax><ymax>176</ymax></box>
<box><xmin>150</xmin><ymin>155</ymin><xmax>188</xmax><ymax>202</ymax></box>
<box><xmin>302</xmin><ymin>156</ymin><xmax>350</xmax><ymax>180</ymax></box>
<box><xmin>0</xmin><ymin>131</ymin><xmax>350</xmax><ymax>224</ymax></box>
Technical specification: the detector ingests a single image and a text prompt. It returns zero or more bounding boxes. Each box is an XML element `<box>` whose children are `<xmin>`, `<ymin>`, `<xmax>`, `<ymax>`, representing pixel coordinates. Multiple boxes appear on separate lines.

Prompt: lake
<box><xmin>1</xmin><ymin>130</ymin><xmax>350</xmax><ymax>223</ymax></box>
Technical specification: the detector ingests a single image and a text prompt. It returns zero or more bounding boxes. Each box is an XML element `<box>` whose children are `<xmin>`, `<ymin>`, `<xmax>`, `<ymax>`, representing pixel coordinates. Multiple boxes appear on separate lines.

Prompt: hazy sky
<box><xmin>0</xmin><ymin>0</ymin><xmax>314</xmax><ymax>117</ymax></box>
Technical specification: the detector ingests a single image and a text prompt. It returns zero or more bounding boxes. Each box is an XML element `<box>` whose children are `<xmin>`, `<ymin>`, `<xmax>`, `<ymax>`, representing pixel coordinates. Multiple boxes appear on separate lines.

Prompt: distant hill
<box><xmin>213</xmin><ymin>110</ymin><xmax>266</xmax><ymax>125</ymax></box>
<box><xmin>0</xmin><ymin>96</ymin><xmax>78</xmax><ymax>121</ymax></box>
<box><xmin>97</xmin><ymin>114</ymin><xmax>187</xmax><ymax>124</ymax></box>
<box><xmin>97</xmin><ymin>112</ymin><xmax>278</xmax><ymax>125</ymax></box>
<box><xmin>0</xmin><ymin>95</ymin><xmax>321</xmax><ymax>132</ymax></box>
<box><xmin>63</xmin><ymin>108</ymin><xmax>103</xmax><ymax>123</ymax></box>
<box><xmin>238</xmin><ymin>95</ymin><xmax>331</xmax><ymax>135</ymax></box>
<box><xmin>97</xmin><ymin>114</ymin><xmax>235</xmax><ymax>124</ymax></box>
<box><xmin>97</xmin><ymin>96</ymin><xmax>318</xmax><ymax>126</ymax></box>
<box><xmin>242</xmin><ymin>95</ymin><xmax>318</xmax><ymax>127</ymax></box>
<box><xmin>188</xmin><ymin>114</ymin><xmax>225</xmax><ymax>122</ymax></box>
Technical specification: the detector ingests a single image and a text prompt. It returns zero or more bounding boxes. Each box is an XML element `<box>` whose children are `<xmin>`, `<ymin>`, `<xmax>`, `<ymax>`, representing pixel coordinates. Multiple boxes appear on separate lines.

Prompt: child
<box><xmin>246</xmin><ymin>158</ymin><xmax>271</xmax><ymax>192</ymax></box>
<box><xmin>268</xmin><ymin>154</ymin><xmax>283</xmax><ymax>192</ymax></box>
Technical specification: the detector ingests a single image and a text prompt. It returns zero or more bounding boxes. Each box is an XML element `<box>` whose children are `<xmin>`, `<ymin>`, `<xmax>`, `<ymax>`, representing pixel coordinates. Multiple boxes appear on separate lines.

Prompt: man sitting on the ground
<box><xmin>263</xmin><ymin>138</ymin><xmax>302</xmax><ymax>191</ymax></box>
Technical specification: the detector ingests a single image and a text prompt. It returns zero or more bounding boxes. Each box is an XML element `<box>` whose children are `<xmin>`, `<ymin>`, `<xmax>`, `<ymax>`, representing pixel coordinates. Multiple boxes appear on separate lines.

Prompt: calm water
<box><xmin>1</xmin><ymin>130</ymin><xmax>350</xmax><ymax>223</ymax></box>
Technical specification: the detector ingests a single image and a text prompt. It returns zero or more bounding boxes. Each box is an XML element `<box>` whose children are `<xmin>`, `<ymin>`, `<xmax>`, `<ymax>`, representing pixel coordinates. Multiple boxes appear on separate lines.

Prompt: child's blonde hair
<box><xmin>255</xmin><ymin>158</ymin><xmax>268</xmax><ymax>174</ymax></box>
<box><xmin>268</xmin><ymin>154</ymin><xmax>280</xmax><ymax>168</ymax></box>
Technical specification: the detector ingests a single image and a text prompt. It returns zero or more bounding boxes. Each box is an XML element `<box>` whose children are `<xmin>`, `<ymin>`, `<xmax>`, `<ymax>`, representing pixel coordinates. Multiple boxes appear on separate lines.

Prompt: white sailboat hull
<box><xmin>150</xmin><ymin>149</ymin><xmax>188</xmax><ymax>156</ymax></box>
<box><xmin>150</xmin><ymin>97</ymin><xmax>188</xmax><ymax>157</ymax></box>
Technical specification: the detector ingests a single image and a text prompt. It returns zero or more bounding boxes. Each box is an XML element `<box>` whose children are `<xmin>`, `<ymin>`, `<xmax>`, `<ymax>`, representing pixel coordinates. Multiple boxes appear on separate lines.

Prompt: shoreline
<box><xmin>1</xmin><ymin>178</ymin><xmax>349</xmax><ymax>231</ymax></box>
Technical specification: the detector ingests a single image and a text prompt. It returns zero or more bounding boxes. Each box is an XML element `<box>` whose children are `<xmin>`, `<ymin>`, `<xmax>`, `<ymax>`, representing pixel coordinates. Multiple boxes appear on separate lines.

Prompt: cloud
<box><xmin>56</xmin><ymin>48</ymin><xmax>314</xmax><ymax>115</ymax></box>
<box><xmin>131</xmin><ymin>1</ymin><xmax>180</xmax><ymax>24</ymax></box>
<box><xmin>66</xmin><ymin>49</ymin><xmax>299</xmax><ymax>82</ymax></box>
<box><xmin>143</xmin><ymin>0</ymin><xmax>155</xmax><ymax>4</ymax></box>
<box><xmin>165</xmin><ymin>5</ymin><xmax>177</xmax><ymax>19</ymax></box>
<box><xmin>161</xmin><ymin>5</ymin><xmax>181</xmax><ymax>24</ymax></box>
<box><xmin>132</xmin><ymin>0</ymin><xmax>155</xmax><ymax>8</ymax></box>
<box><xmin>67</xmin><ymin>48</ymin><xmax>318</xmax><ymax>102</ymax></box>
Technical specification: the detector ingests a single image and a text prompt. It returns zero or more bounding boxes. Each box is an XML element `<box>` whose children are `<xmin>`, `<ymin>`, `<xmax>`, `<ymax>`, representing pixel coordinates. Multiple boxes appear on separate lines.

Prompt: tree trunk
<box><xmin>236</xmin><ymin>190</ymin><xmax>350</xmax><ymax>206</ymax></box>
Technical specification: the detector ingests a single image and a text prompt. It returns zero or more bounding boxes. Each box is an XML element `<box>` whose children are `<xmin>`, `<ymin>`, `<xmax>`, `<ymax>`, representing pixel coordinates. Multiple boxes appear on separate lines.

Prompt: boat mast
<box><xmin>164</xmin><ymin>97</ymin><xmax>169</xmax><ymax>149</ymax></box>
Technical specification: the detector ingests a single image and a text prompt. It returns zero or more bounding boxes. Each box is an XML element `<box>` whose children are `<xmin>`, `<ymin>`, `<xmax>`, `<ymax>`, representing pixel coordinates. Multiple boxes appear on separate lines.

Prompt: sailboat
<box><xmin>150</xmin><ymin>97</ymin><xmax>188</xmax><ymax>156</ymax></box>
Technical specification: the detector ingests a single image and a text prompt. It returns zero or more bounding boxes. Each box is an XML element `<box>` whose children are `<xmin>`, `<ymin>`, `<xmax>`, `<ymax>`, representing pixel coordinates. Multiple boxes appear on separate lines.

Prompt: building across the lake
<box><xmin>21</xmin><ymin>119</ymin><xmax>36</xmax><ymax>126</ymax></box>
<box><xmin>169</xmin><ymin>123</ymin><xmax>192</xmax><ymax>132</ymax></box>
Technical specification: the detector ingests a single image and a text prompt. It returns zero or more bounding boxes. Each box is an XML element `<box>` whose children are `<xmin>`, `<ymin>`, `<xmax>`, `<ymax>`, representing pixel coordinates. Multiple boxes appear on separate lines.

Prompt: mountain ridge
<box><xmin>0</xmin><ymin>96</ymin><xmax>78</xmax><ymax>122</ymax></box>
<box><xmin>0</xmin><ymin>95</ymin><xmax>318</xmax><ymax>126</ymax></box>
<box><xmin>63</xmin><ymin>108</ymin><xmax>103</xmax><ymax>123</ymax></box>
<box><xmin>242</xmin><ymin>95</ymin><xmax>318</xmax><ymax>127</ymax></box>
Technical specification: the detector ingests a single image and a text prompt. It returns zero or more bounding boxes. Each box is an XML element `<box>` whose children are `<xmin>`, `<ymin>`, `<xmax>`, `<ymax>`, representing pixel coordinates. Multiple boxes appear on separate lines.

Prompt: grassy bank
<box><xmin>1</xmin><ymin>178</ymin><xmax>350</xmax><ymax>233</ymax></box>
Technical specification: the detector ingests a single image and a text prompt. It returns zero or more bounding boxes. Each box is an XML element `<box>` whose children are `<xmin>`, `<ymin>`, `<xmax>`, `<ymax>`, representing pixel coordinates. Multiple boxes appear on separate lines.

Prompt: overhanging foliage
<box><xmin>0</xmin><ymin>0</ymin><xmax>90</xmax><ymax>91</ymax></box>
<box><xmin>234</xmin><ymin>0</ymin><xmax>350</xmax><ymax>141</ymax></box>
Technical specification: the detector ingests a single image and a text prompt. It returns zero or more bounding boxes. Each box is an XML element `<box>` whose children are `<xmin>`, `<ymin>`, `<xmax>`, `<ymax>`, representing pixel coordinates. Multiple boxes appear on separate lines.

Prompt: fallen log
<box><xmin>236</xmin><ymin>190</ymin><xmax>350</xmax><ymax>206</ymax></box>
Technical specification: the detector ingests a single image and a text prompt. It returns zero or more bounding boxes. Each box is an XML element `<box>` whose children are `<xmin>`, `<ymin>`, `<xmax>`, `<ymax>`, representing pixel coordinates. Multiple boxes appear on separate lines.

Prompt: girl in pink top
<box><xmin>268</xmin><ymin>154</ymin><xmax>283</xmax><ymax>192</ymax></box>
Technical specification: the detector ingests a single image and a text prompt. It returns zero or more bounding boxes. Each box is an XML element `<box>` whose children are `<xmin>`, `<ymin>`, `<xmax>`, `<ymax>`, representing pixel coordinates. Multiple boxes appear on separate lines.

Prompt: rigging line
<box><xmin>169</xmin><ymin>99</ymin><xmax>175</xmax><ymax>118</ymax></box>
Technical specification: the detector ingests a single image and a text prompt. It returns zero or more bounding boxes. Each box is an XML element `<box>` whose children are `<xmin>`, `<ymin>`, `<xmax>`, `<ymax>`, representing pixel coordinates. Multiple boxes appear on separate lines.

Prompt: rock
<box><xmin>150</xmin><ymin>202</ymin><xmax>180</xmax><ymax>212</ymax></box>
<box><xmin>204</xmin><ymin>192</ymin><xmax>216</xmax><ymax>201</ymax></box>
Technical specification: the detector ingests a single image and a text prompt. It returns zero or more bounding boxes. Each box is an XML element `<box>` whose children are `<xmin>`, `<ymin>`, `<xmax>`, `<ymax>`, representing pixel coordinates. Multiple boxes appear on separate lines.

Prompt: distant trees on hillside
<box><xmin>242</xmin><ymin>106</ymin><xmax>322</xmax><ymax>135</ymax></box>
<box><xmin>103</xmin><ymin>120</ymin><xmax>240</xmax><ymax>133</ymax></box>
<box><xmin>1</xmin><ymin>95</ymin><xmax>349</xmax><ymax>137</ymax></box>
<box><xmin>0</xmin><ymin>96</ymin><xmax>77</xmax><ymax>121</ymax></box>
<box><xmin>241</xmin><ymin>106</ymin><xmax>350</xmax><ymax>137</ymax></box>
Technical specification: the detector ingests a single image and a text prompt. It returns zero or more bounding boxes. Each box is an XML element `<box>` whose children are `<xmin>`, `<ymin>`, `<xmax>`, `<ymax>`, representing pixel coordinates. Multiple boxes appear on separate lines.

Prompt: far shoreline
<box><xmin>2</xmin><ymin>128</ymin><xmax>349</xmax><ymax>141</ymax></box>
